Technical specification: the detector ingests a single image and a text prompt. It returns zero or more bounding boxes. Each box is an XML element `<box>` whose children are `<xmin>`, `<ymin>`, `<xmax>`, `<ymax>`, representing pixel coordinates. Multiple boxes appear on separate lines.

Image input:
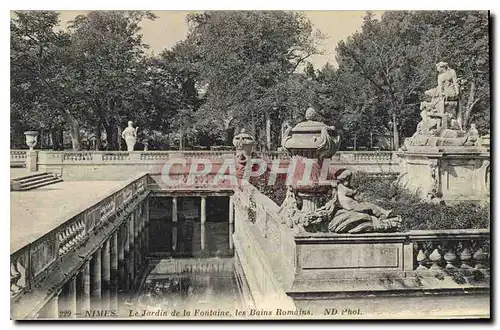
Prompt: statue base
<box><xmin>396</xmin><ymin>147</ymin><xmax>490</xmax><ymax>201</ymax></box>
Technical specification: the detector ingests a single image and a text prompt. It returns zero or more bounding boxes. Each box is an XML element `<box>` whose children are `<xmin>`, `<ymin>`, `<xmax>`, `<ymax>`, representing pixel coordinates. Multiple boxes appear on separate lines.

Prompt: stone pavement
<box><xmin>11</xmin><ymin>180</ymin><xmax>125</xmax><ymax>252</ymax></box>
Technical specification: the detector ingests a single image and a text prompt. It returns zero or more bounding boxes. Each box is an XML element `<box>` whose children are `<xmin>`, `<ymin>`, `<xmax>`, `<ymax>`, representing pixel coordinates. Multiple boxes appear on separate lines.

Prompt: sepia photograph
<box><xmin>9</xmin><ymin>8</ymin><xmax>491</xmax><ymax>321</ymax></box>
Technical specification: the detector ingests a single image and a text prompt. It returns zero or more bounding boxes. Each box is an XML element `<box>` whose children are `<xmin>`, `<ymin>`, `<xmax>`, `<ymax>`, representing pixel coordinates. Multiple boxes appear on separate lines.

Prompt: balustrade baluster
<box><xmin>459</xmin><ymin>241</ymin><xmax>473</xmax><ymax>269</ymax></box>
<box><xmin>428</xmin><ymin>243</ymin><xmax>443</xmax><ymax>271</ymax></box>
<box><xmin>473</xmin><ymin>246</ymin><xmax>487</xmax><ymax>270</ymax></box>
<box><xmin>443</xmin><ymin>241</ymin><xmax>458</xmax><ymax>270</ymax></box>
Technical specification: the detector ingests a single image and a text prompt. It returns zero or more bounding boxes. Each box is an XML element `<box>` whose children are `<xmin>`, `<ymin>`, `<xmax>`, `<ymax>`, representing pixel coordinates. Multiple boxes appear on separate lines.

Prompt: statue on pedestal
<box><xmin>400</xmin><ymin>62</ymin><xmax>478</xmax><ymax>149</ymax></box>
<box><xmin>122</xmin><ymin>121</ymin><xmax>138</xmax><ymax>152</ymax></box>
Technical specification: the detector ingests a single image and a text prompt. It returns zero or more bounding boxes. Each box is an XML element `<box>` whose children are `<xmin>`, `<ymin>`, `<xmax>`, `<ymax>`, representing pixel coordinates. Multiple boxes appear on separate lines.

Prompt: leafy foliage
<box><xmin>10</xmin><ymin>10</ymin><xmax>489</xmax><ymax>151</ymax></box>
<box><xmin>317</xmin><ymin>11</ymin><xmax>490</xmax><ymax>149</ymax></box>
<box><xmin>352</xmin><ymin>173</ymin><xmax>490</xmax><ymax>230</ymax></box>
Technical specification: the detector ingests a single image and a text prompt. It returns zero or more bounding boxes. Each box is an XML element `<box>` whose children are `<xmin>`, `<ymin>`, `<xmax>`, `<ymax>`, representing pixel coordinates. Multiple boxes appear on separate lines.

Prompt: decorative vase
<box><xmin>24</xmin><ymin>131</ymin><xmax>38</xmax><ymax>151</ymax></box>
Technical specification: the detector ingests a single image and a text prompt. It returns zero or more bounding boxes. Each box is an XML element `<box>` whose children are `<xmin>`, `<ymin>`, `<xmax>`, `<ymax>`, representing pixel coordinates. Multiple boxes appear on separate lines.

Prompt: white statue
<box><xmin>122</xmin><ymin>121</ymin><xmax>138</xmax><ymax>152</ymax></box>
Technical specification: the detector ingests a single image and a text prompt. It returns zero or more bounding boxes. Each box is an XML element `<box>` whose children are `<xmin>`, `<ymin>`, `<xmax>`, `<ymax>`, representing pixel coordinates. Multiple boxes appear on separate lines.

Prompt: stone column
<box><xmin>76</xmin><ymin>261</ymin><xmax>91</xmax><ymax>318</ymax></box>
<box><xmin>229</xmin><ymin>196</ymin><xmax>234</xmax><ymax>250</ymax></box>
<box><xmin>59</xmin><ymin>277</ymin><xmax>77</xmax><ymax>319</ymax></box>
<box><xmin>136</xmin><ymin>208</ymin><xmax>142</xmax><ymax>267</ymax></box>
<box><xmin>128</xmin><ymin>215</ymin><xmax>135</xmax><ymax>286</ymax></box>
<box><xmin>101</xmin><ymin>239</ymin><xmax>111</xmax><ymax>310</ymax></box>
<box><xmin>201</xmin><ymin>196</ymin><xmax>207</xmax><ymax>251</ymax></box>
<box><xmin>110</xmin><ymin>231</ymin><xmax>118</xmax><ymax>310</ymax></box>
<box><xmin>141</xmin><ymin>203</ymin><xmax>147</xmax><ymax>263</ymax></box>
<box><xmin>118</xmin><ymin>224</ymin><xmax>127</xmax><ymax>306</ymax></box>
<box><xmin>145</xmin><ymin>198</ymin><xmax>150</xmax><ymax>255</ymax></box>
<box><xmin>90</xmin><ymin>248</ymin><xmax>102</xmax><ymax>310</ymax></box>
<box><xmin>123</xmin><ymin>221</ymin><xmax>130</xmax><ymax>292</ymax></box>
<box><xmin>39</xmin><ymin>294</ymin><xmax>59</xmax><ymax>319</ymax></box>
<box><xmin>134</xmin><ymin>209</ymin><xmax>140</xmax><ymax>276</ymax></box>
<box><xmin>172</xmin><ymin>197</ymin><xmax>178</xmax><ymax>251</ymax></box>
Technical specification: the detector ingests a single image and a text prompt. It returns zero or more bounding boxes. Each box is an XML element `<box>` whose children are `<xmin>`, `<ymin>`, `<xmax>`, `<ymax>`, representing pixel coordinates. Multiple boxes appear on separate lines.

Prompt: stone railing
<box><xmin>233</xmin><ymin>184</ymin><xmax>489</xmax><ymax>304</ymax></box>
<box><xmin>330</xmin><ymin>150</ymin><xmax>395</xmax><ymax>163</ymax></box>
<box><xmin>10</xmin><ymin>150</ymin><xmax>27</xmax><ymax>167</ymax></box>
<box><xmin>232</xmin><ymin>184</ymin><xmax>298</xmax><ymax>308</ymax></box>
<box><xmin>34</xmin><ymin>150</ymin><xmax>398</xmax><ymax>163</ymax></box>
<box><xmin>410</xmin><ymin>229</ymin><xmax>490</xmax><ymax>274</ymax></box>
<box><xmin>30</xmin><ymin>150</ymin><xmax>399</xmax><ymax>180</ymax></box>
<box><xmin>10</xmin><ymin>172</ymin><xmax>149</xmax><ymax>303</ymax></box>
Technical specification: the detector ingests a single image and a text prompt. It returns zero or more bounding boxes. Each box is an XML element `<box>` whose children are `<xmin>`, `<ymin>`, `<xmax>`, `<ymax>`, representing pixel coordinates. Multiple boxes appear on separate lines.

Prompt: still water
<box><xmin>135</xmin><ymin>257</ymin><xmax>249</xmax><ymax>312</ymax></box>
<box><xmin>137</xmin><ymin>196</ymin><xmax>250</xmax><ymax>313</ymax></box>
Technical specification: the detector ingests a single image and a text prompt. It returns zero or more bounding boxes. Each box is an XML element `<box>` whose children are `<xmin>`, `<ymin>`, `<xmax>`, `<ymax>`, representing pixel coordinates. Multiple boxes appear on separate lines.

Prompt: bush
<box><xmin>351</xmin><ymin>173</ymin><xmax>490</xmax><ymax>231</ymax></box>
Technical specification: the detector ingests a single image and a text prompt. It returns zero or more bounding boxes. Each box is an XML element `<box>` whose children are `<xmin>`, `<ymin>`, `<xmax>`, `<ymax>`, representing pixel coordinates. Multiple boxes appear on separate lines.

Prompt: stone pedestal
<box><xmin>26</xmin><ymin>151</ymin><xmax>38</xmax><ymax>172</ymax></box>
<box><xmin>397</xmin><ymin>147</ymin><xmax>490</xmax><ymax>201</ymax></box>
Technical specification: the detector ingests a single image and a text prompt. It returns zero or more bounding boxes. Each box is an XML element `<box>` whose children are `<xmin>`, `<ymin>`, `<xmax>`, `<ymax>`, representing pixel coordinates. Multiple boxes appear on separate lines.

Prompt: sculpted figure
<box><xmin>281</xmin><ymin>121</ymin><xmax>292</xmax><ymax>148</ymax></box>
<box><xmin>278</xmin><ymin>186</ymin><xmax>304</xmax><ymax>228</ymax></box>
<box><xmin>464</xmin><ymin>123</ymin><xmax>480</xmax><ymax>146</ymax></box>
<box><xmin>424</xmin><ymin>62</ymin><xmax>460</xmax><ymax>101</ymax></box>
<box><xmin>420</xmin><ymin>62</ymin><xmax>460</xmax><ymax>124</ymax></box>
<box><xmin>122</xmin><ymin>121</ymin><xmax>138</xmax><ymax>152</ymax></box>
<box><xmin>304</xmin><ymin>170</ymin><xmax>402</xmax><ymax>234</ymax></box>
<box><xmin>336</xmin><ymin>170</ymin><xmax>392</xmax><ymax>218</ymax></box>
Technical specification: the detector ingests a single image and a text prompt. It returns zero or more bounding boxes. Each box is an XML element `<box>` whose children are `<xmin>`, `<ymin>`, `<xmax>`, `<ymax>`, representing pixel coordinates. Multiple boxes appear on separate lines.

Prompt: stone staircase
<box><xmin>11</xmin><ymin>172</ymin><xmax>63</xmax><ymax>191</ymax></box>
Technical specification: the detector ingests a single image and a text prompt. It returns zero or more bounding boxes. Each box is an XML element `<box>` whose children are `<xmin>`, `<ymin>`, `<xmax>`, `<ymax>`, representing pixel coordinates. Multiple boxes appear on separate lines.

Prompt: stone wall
<box><xmin>20</xmin><ymin>150</ymin><xmax>400</xmax><ymax>181</ymax></box>
<box><xmin>232</xmin><ymin>185</ymin><xmax>490</xmax><ymax>318</ymax></box>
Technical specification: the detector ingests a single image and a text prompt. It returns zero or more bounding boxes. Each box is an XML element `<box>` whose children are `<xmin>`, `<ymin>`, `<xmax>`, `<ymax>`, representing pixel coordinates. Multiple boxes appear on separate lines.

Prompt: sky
<box><xmin>57</xmin><ymin>10</ymin><xmax>384</xmax><ymax>69</ymax></box>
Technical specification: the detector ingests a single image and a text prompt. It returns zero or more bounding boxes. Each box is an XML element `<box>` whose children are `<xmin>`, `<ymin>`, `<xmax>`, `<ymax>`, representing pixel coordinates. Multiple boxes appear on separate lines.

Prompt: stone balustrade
<box><xmin>31</xmin><ymin>150</ymin><xmax>398</xmax><ymax>164</ymax></box>
<box><xmin>29</xmin><ymin>150</ymin><xmax>400</xmax><ymax>180</ymax></box>
<box><xmin>232</xmin><ymin>185</ymin><xmax>490</xmax><ymax>306</ymax></box>
<box><xmin>232</xmin><ymin>185</ymin><xmax>297</xmax><ymax>310</ymax></box>
<box><xmin>10</xmin><ymin>173</ymin><xmax>150</xmax><ymax>319</ymax></box>
<box><xmin>10</xmin><ymin>149</ymin><xmax>27</xmax><ymax>167</ymax></box>
<box><xmin>410</xmin><ymin>229</ymin><xmax>490</xmax><ymax>275</ymax></box>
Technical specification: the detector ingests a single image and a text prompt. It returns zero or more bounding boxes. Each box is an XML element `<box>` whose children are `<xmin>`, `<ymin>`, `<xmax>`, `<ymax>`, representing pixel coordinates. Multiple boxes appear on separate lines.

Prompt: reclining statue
<box><xmin>278</xmin><ymin>169</ymin><xmax>402</xmax><ymax>233</ymax></box>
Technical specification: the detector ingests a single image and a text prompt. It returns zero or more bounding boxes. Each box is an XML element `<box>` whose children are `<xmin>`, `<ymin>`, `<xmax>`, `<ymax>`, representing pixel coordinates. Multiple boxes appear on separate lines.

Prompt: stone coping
<box><xmin>294</xmin><ymin>228</ymin><xmax>490</xmax><ymax>243</ymax></box>
<box><xmin>10</xmin><ymin>172</ymin><xmax>149</xmax><ymax>253</ymax></box>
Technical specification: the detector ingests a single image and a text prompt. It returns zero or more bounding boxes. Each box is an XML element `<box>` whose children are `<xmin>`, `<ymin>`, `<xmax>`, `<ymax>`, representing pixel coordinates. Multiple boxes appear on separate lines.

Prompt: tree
<box><xmin>330</xmin><ymin>11</ymin><xmax>490</xmax><ymax>149</ymax></box>
<box><xmin>180</xmin><ymin>11</ymin><xmax>323</xmax><ymax>148</ymax></box>
<box><xmin>335</xmin><ymin>11</ymin><xmax>443</xmax><ymax>149</ymax></box>
<box><xmin>11</xmin><ymin>11</ymin><xmax>84</xmax><ymax>150</ymax></box>
<box><xmin>67</xmin><ymin>11</ymin><xmax>157</xmax><ymax>150</ymax></box>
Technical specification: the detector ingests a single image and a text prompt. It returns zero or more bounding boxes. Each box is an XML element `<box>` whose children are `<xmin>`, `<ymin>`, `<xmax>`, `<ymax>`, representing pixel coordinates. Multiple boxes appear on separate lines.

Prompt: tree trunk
<box><xmin>50</xmin><ymin>128</ymin><xmax>59</xmax><ymax>150</ymax></box>
<box><xmin>95</xmin><ymin>125</ymin><xmax>102</xmax><ymax>151</ymax></box>
<box><xmin>392</xmin><ymin>112</ymin><xmax>399</xmax><ymax>151</ymax></box>
<box><xmin>265</xmin><ymin>112</ymin><xmax>271</xmax><ymax>151</ymax></box>
<box><xmin>179</xmin><ymin>127</ymin><xmax>184</xmax><ymax>151</ymax></box>
<box><xmin>104</xmin><ymin>120</ymin><xmax>118</xmax><ymax>150</ymax></box>
<box><xmin>64</xmin><ymin>112</ymin><xmax>81</xmax><ymax>151</ymax></box>
<box><xmin>463</xmin><ymin>81</ymin><xmax>476</xmax><ymax>129</ymax></box>
<box><xmin>117</xmin><ymin>125</ymin><xmax>122</xmax><ymax>151</ymax></box>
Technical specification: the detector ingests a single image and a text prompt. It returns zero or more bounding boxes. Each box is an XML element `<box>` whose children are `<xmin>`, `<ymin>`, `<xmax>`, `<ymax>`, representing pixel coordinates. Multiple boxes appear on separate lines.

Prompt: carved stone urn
<box><xmin>282</xmin><ymin>108</ymin><xmax>340</xmax><ymax>213</ymax></box>
<box><xmin>232</xmin><ymin>129</ymin><xmax>256</xmax><ymax>158</ymax></box>
<box><xmin>24</xmin><ymin>131</ymin><xmax>39</xmax><ymax>151</ymax></box>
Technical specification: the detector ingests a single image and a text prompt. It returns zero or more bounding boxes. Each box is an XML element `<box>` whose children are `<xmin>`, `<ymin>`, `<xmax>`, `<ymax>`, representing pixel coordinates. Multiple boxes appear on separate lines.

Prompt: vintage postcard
<box><xmin>10</xmin><ymin>10</ymin><xmax>490</xmax><ymax>320</ymax></box>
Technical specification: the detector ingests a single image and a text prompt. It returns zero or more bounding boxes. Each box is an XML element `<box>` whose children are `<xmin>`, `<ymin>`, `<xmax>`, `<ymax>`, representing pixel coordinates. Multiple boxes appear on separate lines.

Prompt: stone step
<box><xmin>17</xmin><ymin>177</ymin><xmax>63</xmax><ymax>191</ymax></box>
<box><xmin>20</xmin><ymin>175</ymin><xmax>59</xmax><ymax>187</ymax></box>
<box><xmin>11</xmin><ymin>172</ymin><xmax>47</xmax><ymax>182</ymax></box>
<box><xmin>16</xmin><ymin>173</ymin><xmax>55</xmax><ymax>185</ymax></box>
<box><xmin>11</xmin><ymin>172</ymin><xmax>63</xmax><ymax>191</ymax></box>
